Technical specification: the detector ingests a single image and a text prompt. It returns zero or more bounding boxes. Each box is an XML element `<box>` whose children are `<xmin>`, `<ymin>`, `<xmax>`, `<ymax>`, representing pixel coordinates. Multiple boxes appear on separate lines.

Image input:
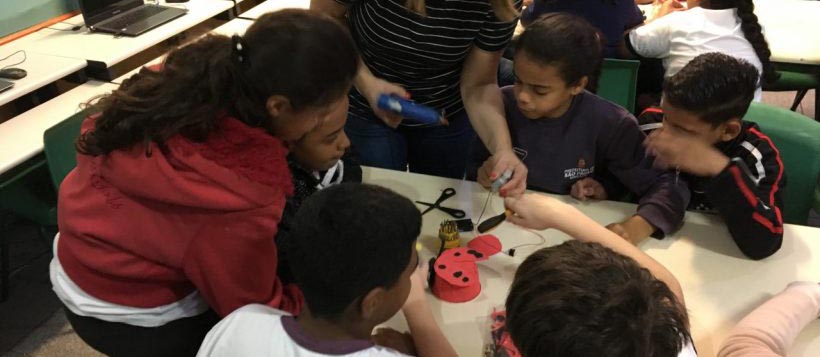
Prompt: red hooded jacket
<box><xmin>57</xmin><ymin>116</ymin><xmax>303</xmax><ymax>317</ymax></box>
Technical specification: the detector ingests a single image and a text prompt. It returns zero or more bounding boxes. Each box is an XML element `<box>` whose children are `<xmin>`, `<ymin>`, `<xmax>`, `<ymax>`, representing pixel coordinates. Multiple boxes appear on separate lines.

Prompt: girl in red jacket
<box><xmin>49</xmin><ymin>10</ymin><xmax>358</xmax><ymax>356</ymax></box>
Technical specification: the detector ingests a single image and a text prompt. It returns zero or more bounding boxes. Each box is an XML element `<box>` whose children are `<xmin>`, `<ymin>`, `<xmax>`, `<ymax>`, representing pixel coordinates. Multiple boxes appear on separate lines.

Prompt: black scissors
<box><xmin>415</xmin><ymin>188</ymin><xmax>466</xmax><ymax>218</ymax></box>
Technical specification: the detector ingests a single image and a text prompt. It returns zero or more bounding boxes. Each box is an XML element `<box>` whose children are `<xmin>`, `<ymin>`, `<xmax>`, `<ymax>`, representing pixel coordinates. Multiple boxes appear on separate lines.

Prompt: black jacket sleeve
<box><xmin>705</xmin><ymin>150</ymin><xmax>786</xmax><ymax>259</ymax></box>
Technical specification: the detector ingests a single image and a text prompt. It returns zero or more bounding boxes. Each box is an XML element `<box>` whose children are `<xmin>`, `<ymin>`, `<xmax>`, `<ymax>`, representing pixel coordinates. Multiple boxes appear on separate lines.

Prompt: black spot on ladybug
<box><xmin>454</xmin><ymin>252</ymin><xmax>461</xmax><ymax>257</ymax></box>
<box><xmin>453</xmin><ymin>271</ymin><xmax>463</xmax><ymax>278</ymax></box>
<box><xmin>467</xmin><ymin>250</ymin><xmax>484</xmax><ymax>258</ymax></box>
<box><xmin>438</xmin><ymin>264</ymin><xmax>446</xmax><ymax>269</ymax></box>
<box><xmin>462</xmin><ymin>277</ymin><xmax>469</xmax><ymax>282</ymax></box>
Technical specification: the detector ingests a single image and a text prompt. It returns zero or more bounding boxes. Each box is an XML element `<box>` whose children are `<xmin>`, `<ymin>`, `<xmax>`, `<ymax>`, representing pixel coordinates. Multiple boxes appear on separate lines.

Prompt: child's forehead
<box><xmin>514</xmin><ymin>52</ymin><xmax>567</xmax><ymax>82</ymax></box>
<box><xmin>660</xmin><ymin>100</ymin><xmax>702</xmax><ymax>121</ymax></box>
<box><xmin>308</xmin><ymin>112</ymin><xmax>346</xmax><ymax>136</ymax></box>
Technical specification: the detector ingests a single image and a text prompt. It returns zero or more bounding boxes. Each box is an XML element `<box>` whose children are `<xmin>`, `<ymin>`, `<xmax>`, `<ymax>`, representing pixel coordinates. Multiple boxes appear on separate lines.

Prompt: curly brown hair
<box><xmin>506</xmin><ymin>240</ymin><xmax>690</xmax><ymax>357</ymax></box>
<box><xmin>78</xmin><ymin>9</ymin><xmax>358</xmax><ymax>157</ymax></box>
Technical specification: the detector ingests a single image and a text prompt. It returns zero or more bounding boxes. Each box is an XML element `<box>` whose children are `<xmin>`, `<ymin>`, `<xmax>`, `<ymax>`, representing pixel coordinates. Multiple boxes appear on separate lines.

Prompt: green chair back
<box><xmin>43</xmin><ymin>110</ymin><xmax>87</xmax><ymax>190</ymax></box>
<box><xmin>762</xmin><ymin>70</ymin><xmax>819</xmax><ymax>92</ymax></box>
<box><xmin>814</xmin><ymin>176</ymin><xmax>820</xmax><ymax>213</ymax></box>
<box><xmin>743</xmin><ymin>102</ymin><xmax>820</xmax><ymax>224</ymax></box>
<box><xmin>598</xmin><ymin>59</ymin><xmax>640</xmax><ymax>113</ymax></box>
<box><xmin>0</xmin><ymin>155</ymin><xmax>58</xmax><ymax>226</ymax></box>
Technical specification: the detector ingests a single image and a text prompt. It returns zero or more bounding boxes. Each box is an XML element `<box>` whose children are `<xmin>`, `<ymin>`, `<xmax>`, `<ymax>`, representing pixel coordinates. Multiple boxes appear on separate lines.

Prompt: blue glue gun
<box><xmin>376</xmin><ymin>94</ymin><xmax>442</xmax><ymax>125</ymax></box>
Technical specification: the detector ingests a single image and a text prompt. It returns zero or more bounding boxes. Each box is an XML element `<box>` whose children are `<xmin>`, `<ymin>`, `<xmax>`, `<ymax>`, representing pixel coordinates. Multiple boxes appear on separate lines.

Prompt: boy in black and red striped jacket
<box><xmin>639</xmin><ymin>52</ymin><xmax>785</xmax><ymax>260</ymax></box>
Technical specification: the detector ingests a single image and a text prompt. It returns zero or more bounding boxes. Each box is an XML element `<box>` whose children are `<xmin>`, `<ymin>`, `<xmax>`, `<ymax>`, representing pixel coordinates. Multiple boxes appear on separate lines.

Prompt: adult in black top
<box><xmin>313</xmin><ymin>0</ymin><xmax>528</xmax><ymax>195</ymax></box>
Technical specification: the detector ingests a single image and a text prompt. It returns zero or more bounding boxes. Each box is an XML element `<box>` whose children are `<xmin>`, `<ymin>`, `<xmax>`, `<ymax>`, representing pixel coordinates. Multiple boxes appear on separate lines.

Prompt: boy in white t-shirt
<box><xmin>198</xmin><ymin>184</ymin><xmax>457</xmax><ymax>357</ymax></box>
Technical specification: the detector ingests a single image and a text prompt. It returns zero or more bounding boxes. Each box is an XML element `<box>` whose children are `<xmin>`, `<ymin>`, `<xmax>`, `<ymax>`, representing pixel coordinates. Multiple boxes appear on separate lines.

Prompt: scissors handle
<box><xmin>435</xmin><ymin>187</ymin><xmax>457</xmax><ymax>203</ymax></box>
<box><xmin>437</xmin><ymin>206</ymin><xmax>466</xmax><ymax>219</ymax></box>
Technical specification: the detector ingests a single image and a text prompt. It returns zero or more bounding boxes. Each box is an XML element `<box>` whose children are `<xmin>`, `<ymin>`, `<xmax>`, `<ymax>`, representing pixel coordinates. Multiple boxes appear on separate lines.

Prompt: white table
<box><xmin>362</xmin><ymin>167</ymin><xmax>820</xmax><ymax>357</ymax></box>
<box><xmin>0</xmin><ymin>51</ymin><xmax>87</xmax><ymax>107</ymax></box>
<box><xmin>17</xmin><ymin>0</ymin><xmax>233</xmax><ymax>80</ymax></box>
<box><xmin>240</xmin><ymin>0</ymin><xmax>309</xmax><ymax>19</ymax></box>
<box><xmin>110</xmin><ymin>18</ymin><xmax>254</xmax><ymax>85</ymax></box>
<box><xmin>0</xmin><ymin>81</ymin><xmax>120</xmax><ymax>175</ymax></box>
<box><xmin>754</xmin><ymin>0</ymin><xmax>820</xmax><ymax>66</ymax></box>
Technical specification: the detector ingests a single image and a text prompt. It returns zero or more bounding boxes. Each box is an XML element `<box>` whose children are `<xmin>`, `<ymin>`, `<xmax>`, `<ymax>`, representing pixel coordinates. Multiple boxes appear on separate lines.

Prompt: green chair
<box><xmin>762</xmin><ymin>69</ymin><xmax>819</xmax><ymax>119</ymax></box>
<box><xmin>598</xmin><ymin>59</ymin><xmax>640</xmax><ymax>114</ymax></box>
<box><xmin>0</xmin><ymin>110</ymin><xmax>86</xmax><ymax>301</ymax></box>
<box><xmin>813</xmin><ymin>175</ymin><xmax>820</xmax><ymax>219</ymax></box>
<box><xmin>43</xmin><ymin>110</ymin><xmax>87</xmax><ymax>190</ymax></box>
<box><xmin>743</xmin><ymin>102</ymin><xmax>820</xmax><ymax>225</ymax></box>
<box><xmin>0</xmin><ymin>155</ymin><xmax>58</xmax><ymax>301</ymax></box>
<box><xmin>815</xmin><ymin>176</ymin><xmax>820</xmax><ymax>214</ymax></box>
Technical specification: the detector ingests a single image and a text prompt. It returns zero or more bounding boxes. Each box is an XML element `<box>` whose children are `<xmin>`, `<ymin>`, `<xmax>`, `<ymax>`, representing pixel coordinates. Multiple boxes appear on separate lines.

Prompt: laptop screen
<box><xmin>80</xmin><ymin>0</ymin><xmax>142</xmax><ymax>26</ymax></box>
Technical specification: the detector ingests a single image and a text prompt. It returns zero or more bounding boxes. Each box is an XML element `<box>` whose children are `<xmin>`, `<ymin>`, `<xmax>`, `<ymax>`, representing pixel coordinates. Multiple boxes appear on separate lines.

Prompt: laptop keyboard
<box><xmin>104</xmin><ymin>6</ymin><xmax>167</xmax><ymax>30</ymax></box>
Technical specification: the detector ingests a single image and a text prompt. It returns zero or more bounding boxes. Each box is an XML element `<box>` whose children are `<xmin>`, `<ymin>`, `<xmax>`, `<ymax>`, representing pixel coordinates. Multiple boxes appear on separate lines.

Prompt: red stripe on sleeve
<box><xmin>753</xmin><ymin>212</ymin><xmax>784</xmax><ymax>234</ymax></box>
<box><xmin>730</xmin><ymin>165</ymin><xmax>758</xmax><ymax>206</ymax></box>
<box><xmin>640</xmin><ymin>107</ymin><xmax>664</xmax><ymax>116</ymax></box>
<box><xmin>748</xmin><ymin>128</ymin><xmax>785</xmax><ymax>225</ymax></box>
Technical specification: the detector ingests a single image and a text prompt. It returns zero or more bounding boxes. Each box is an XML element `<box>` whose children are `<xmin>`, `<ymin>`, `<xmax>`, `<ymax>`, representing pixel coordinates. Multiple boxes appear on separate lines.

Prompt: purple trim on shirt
<box><xmin>280</xmin><ymin>316</ymin><xmax>375</xmax><ymax>355</ymax></box>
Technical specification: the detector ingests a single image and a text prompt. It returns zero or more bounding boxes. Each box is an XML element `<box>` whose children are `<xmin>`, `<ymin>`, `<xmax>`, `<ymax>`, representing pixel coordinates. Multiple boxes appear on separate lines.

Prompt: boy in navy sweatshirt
<box><xmin>641</xmin><ymin>52</ymin><xmax>785</xmax><ymax>259</ymax></box>
<box><xmin>469</xmin><ymin>13</ymin><xmax>689</xmax><ymax>243</ymax></box>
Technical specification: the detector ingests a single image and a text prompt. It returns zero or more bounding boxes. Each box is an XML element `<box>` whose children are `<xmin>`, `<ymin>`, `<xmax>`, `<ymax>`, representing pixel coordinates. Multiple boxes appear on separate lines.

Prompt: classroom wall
<box><xmin>0</xmin><ymin>0</ymin><xmax>79</xmax><ymax>38</ymax></box>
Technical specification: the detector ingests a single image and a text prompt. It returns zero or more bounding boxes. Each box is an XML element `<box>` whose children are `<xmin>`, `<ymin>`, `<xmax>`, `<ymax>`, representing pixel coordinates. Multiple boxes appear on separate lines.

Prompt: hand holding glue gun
<box><xmin>376</xmin><ymin>94</ymin><xmax>447</xmax><ymax>126</ymax></box>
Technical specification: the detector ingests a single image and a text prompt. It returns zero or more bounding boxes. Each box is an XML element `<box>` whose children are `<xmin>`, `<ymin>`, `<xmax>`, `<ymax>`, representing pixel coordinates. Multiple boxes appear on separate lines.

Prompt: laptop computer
<box><xmin>79</xmin><ymin>0</ymin><xmax>187</xmax><ymax>37</ymax></box>
<box><xmin>0</xmin><ymin>79</ymin><xmax>13</xmax><ymax>94</ymax></box>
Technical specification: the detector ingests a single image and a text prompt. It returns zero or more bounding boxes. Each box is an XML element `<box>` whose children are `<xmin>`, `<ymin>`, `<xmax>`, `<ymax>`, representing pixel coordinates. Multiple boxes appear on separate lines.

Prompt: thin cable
<box><xmin>506</xmin><ymin>228</ymin><xmax>547</xmax><ymax>256</ymax></box>
<box><xmin>0</xmin><ymin>50</ymin><xmax>26</xmax><ymax>70</ymax></box>
<box><xmin>45</xmin><ymin>24</ymin><xmax>84</xmax><ymax>31</ymax></box>
<box><xmin>473</xmin><ymin>189</ymin><xmax>493</xmax><ymax>234</ymax></box>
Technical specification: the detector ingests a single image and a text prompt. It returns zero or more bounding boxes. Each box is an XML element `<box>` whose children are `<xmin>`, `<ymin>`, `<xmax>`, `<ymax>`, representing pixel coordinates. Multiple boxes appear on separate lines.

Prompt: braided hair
<box><xmin>703</xmin><ymin>0</ymin><xmax>779</xmax><ymax>84</ymax></box>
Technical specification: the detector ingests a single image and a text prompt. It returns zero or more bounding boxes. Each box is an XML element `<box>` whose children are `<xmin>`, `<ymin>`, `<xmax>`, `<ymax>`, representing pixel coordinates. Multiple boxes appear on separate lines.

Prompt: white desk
<box><xmin>19</xmin><ymin>0</ymin><xmax>233</xmax><ymax>80</ymax></box>
<box><xmin>0</xmin><ymin>81</ymin><xmax>120</xmax><ymax>175</ymax></box>
<box><xmin>110</xmin><ymin>18</ymin><xmax>254</xmax><ymax>85</ymax></box>
<box><xmin>240</xmin><ymin>0</ymin><xmax>309</xmax><ymax>19</ymax></box>
<box><xmin>754</xmin><ymin>0</ymin><xmax>820</xmax><ymax>66</ymax></box>
<box><xmin>0</xmin><ymin>51</ymin><xmax>87</xmax><ymax>107</ymax></box>
<box><xmin>362</xmin><ymin>167</ymin><xmax>820</xmax><ymax>357</ymax></box>
<box><xmin>209</xmin><ymin>17</ymin><xmax>254</xmax><ymax>36</ymax></box>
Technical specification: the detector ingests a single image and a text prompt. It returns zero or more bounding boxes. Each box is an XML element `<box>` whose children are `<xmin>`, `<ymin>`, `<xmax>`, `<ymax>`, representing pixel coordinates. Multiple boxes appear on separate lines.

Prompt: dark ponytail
<box><xmin>78</xmin><ymin>9</ymin><xmax>358</xmax><ymax>156</ymax></box>
<box><xmin>704</xmin><ymin>0</ymin><xmax>779</xmax><ymax>84</ymax></box>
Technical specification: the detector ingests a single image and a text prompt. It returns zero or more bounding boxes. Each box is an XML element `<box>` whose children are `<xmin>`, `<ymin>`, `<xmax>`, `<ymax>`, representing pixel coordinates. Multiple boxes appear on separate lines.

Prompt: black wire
<box><xmin>45</xmin><ymin>24</ymin><xmax>84</xmax><ymax>31</ymax></box>
<box><xmin>0</xmin><ymin>50</ymin><xmax>26</xmax><ymax>70</ymax></box>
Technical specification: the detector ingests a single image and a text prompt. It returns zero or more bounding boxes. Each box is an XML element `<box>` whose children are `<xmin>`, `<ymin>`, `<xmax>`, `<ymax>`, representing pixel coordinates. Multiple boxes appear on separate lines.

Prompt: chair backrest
<box><xmin>43</xmin><ymin>110</ymin><xmax>87</xmax><ymax>191</ymax></box>
<box><xmin>743</xmin><ymin>102</ymin><xmax>820</xmax><ymax>225</ymax></box>
<box><xmin>597</xmin><ymin>59</ymin><xmax>640</xmax><ymax>114</ymax></box>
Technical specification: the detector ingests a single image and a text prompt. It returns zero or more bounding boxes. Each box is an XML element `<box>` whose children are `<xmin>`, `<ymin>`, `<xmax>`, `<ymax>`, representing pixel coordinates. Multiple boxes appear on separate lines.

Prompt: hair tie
<box><xmin>231</xmin><ymin>34</ymin><xmax>248</xmax><ymax>65</ymax></box>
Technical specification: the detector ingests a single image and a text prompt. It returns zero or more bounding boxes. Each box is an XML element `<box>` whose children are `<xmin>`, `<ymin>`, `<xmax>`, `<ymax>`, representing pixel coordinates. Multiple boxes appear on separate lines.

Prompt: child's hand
<box><xmin>648</xmin><ymin>0</ymin><xmax>685</xmax><ymax>21</ymax></box>
<box><xmin>361</xmin><ymin>76</ymin><xmax>410</xmax><ymax>129</ymax></box>
<box><xmin>504</xmin><ymin>193</ymin><xmax>572</xmax><ymax>230</ymax></box>
<box><xmin>606</xmin><ymin>215</ymin><xmax>655</xmax><ymax>245</ymax></box>
<box><xmin>570</xmin><ymin>177</ymin><xmax>608</xmax><ymax>201</ymax></box>
<box><xmin>372</xmin><ymin>327</ymin><xmax>417</xmax><ymax>355</ymax></box>
<box><xmin>479</xmin><ymin>150</ymin><xmax>528</xmax><ymax>197</ymax></box>
<box><xmin>403</xmin><ymin>264</ymin><xmax>430</xmax><ymax>311</ymax></box>
<box><xmin>645</xmin><ymin>128</ymin><xmax>730</xmax><ymax>177</ymax></box>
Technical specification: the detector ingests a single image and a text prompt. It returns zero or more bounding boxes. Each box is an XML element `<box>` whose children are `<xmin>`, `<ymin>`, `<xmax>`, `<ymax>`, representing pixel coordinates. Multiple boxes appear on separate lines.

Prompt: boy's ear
<box><xmin>570</xmin><ymin>76</ymin><xmax>588</xmax><ymax>95</ymax></box>
<box><xmin>266</xmin><ymin>95</ymin><xmax>292</xmax><ymax>118</ymax></box>
<box><xmin>720</xmin><ymin>118</ymin><xmax>742</xmax><ymax>141</ymax></box>
<box><xmin>359</xmin><ymin>288</ymin><xmax>385</xmax><ymax>322</ymax></box>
